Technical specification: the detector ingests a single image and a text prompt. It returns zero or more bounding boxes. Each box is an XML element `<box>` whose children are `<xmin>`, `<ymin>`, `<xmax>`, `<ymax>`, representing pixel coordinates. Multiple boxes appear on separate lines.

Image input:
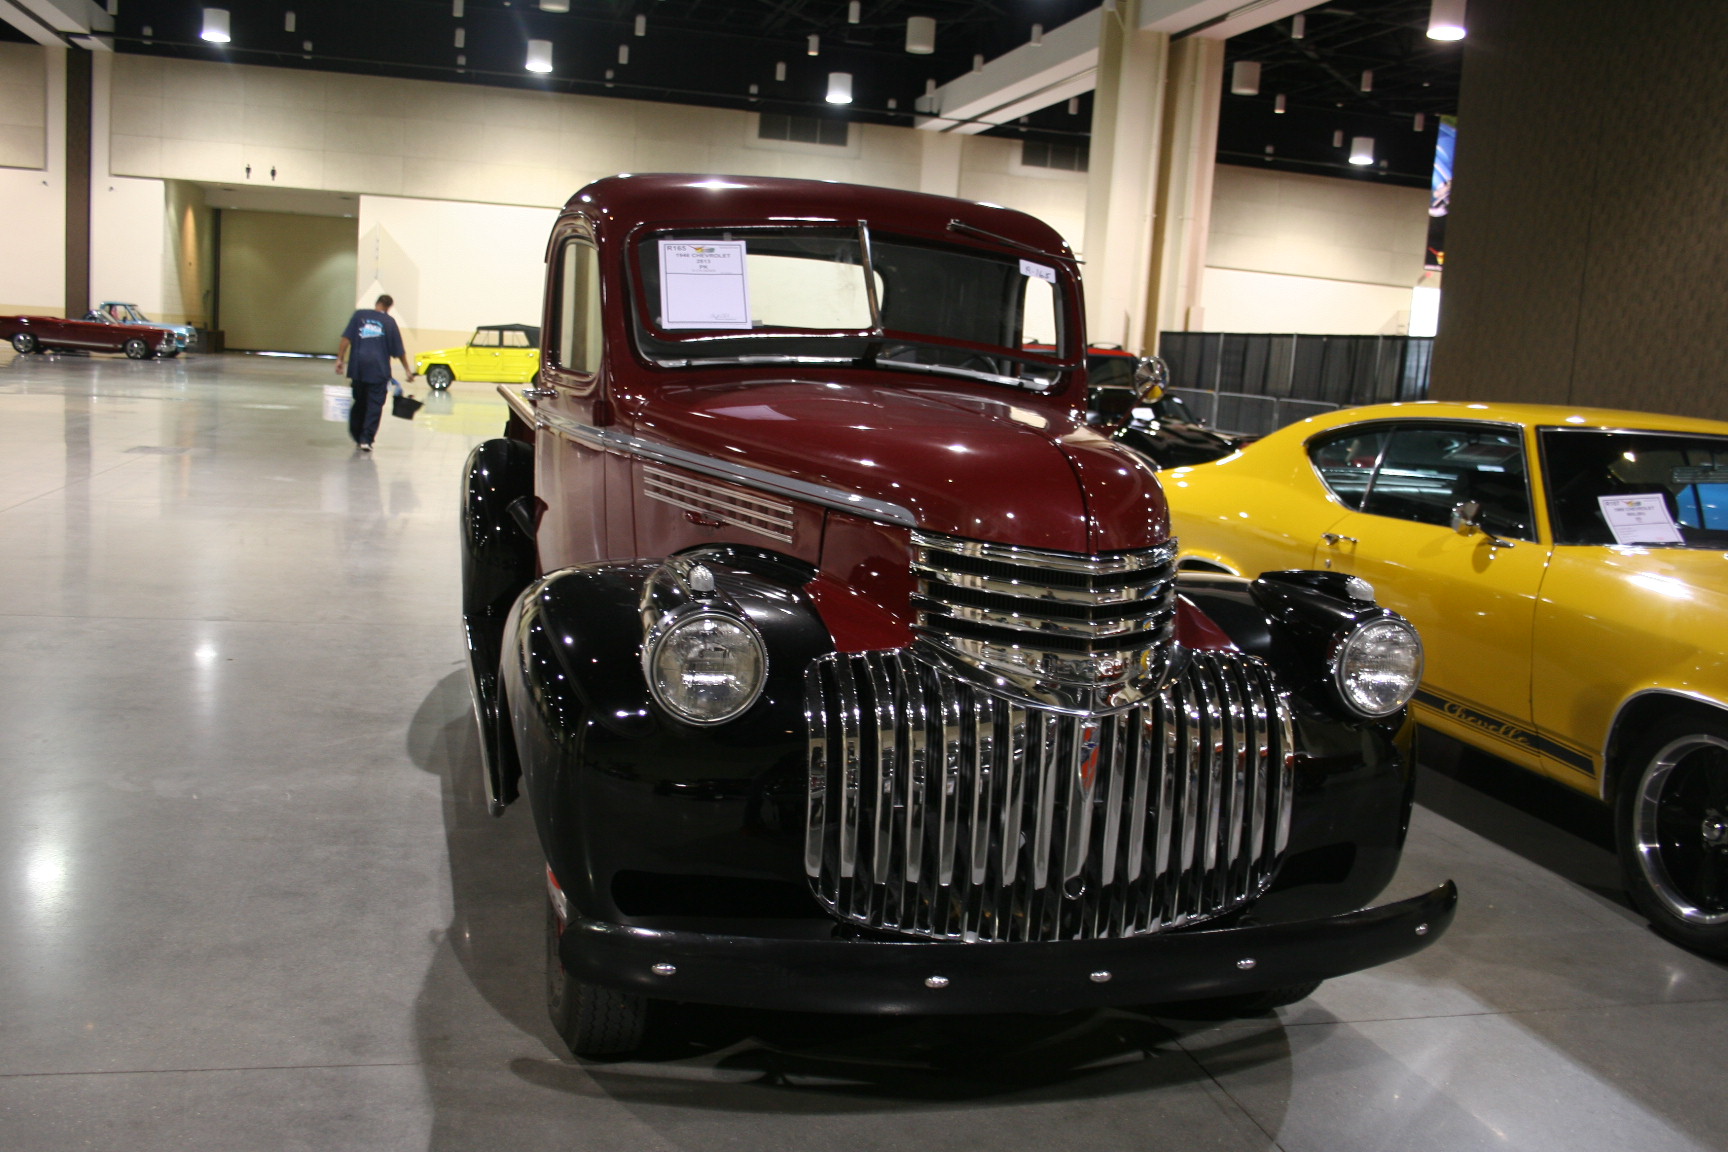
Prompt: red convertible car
<box><xmin>3</xmin><ymin>313</ymin><xmax>178</xmax><ymax>359</ymax></box>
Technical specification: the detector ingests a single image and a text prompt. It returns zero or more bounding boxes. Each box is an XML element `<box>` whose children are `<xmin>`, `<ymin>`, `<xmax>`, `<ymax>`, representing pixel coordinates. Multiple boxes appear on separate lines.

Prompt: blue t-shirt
<box><xmin>342</xmin><ymin>309</ymin><xmax>404</xmax><ymax>384</ymax></box>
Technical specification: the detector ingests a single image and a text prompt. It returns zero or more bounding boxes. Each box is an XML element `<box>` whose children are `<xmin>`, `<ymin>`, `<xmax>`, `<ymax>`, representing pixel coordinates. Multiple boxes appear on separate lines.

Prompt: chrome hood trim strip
<box><xmin>536</xmin><ymin>409</ymin><xmax>917</xmax><ymax>528</ymax></box>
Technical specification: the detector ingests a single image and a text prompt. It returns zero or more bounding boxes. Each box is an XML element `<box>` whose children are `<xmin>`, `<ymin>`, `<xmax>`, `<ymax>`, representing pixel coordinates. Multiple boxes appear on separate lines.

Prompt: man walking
<box><xmin>335</xmin><ymin>294</ymin><xmax>415</xmax><ymax>451</ymax></box>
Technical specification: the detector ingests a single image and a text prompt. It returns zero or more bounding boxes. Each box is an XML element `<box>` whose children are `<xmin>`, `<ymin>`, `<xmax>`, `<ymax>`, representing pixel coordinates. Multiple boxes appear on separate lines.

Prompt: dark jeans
<box><xmin>348</xmin><ymin>379</ymin><xmax>388</xmax><ymax>445</ymax></box>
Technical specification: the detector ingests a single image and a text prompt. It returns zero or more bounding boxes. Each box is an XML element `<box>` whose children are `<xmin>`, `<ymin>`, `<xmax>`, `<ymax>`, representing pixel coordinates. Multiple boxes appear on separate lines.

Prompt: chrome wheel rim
<box><xmin>1635</xmin><ymin>734</ymin><xmax>1728</xmax><ymax>926</ymax></box>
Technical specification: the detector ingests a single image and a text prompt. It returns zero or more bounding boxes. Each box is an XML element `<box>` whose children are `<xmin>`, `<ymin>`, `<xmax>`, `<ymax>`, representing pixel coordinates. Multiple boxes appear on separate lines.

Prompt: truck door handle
<box><xmin>1321</xmin><ymin>533</ymin><xmax>1358</xmax><ymax>546</ymax></box>
<box><xmin>520</xmin><ymin>387</ymin><xmax>557</xmax><ymax>400</ymax></box>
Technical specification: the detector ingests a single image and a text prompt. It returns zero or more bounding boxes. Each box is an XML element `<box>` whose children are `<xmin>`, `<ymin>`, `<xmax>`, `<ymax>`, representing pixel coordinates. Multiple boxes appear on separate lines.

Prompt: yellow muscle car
<box><xmin>414</xmin><ymin>323</ymin><xmax>540</xmax><ymax>389</ymax></box>
<box><xmin>1161</xmin><ymin>400</ymin><xmax>1728</xmax><ymax>957</ymax></box>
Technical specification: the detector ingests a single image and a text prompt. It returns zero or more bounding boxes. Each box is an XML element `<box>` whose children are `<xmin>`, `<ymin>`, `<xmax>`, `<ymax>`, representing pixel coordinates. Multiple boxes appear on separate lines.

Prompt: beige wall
<box><xmin>0</xmin><ymin>42</ymin><xmax>47</xmax><ymax>171</ymax></box>
<box><xmin>219</xmin><ymin>210</ymin><xmax>357</xmax><ymax>353</ymax></box>
<box><xmin>106</xmin><ymin>55</ymin><xmax>945</xmax><ymax>211</ymax></box>
<box><xmin>163</xmin><ymin>180</ymin><xmax>215</xmax><ymax>328</ymax></box>
<box><xmin>0</xmin><ymin>45</ymin><xmax>1430</xmax><ymax>342</ymax></box>
<box><xmin>0</xmin><ymin>45</ymin><xmax>63</xmax><ymax>315</ymax></box>
<box><xmin>354</xmin><ymin>195</ymin><xmax>558</xmax><ymax>357</ymax></box>
<box><xmin>1201</xmin><ymin>164</ymin><xmax>1429</xmax><ymax>333</ymax></box>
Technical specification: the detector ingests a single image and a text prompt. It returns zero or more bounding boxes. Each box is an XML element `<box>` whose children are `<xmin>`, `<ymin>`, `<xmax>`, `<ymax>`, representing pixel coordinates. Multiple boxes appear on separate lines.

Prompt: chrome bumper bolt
<box><xmin>651</xmin><ymin>963</ymin><xmax>677</xmax><ymax>976</ymax></box>
<box><xmin>1236</xmin><ymin>957</ymin><xmax>1257</xmax><ymax>970</ymax></box>
<box><xmin>924</xmin><ymin>975</ymin><xmax>950</xmax><ymax>989</ymax></box>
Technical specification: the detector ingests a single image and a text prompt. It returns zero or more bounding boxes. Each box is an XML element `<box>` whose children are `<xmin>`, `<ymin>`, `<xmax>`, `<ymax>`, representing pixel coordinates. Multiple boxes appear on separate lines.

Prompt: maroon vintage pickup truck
<box><xmin>458</xmin><ymin>173</ymin><xmax>1455</xmax><ymax>1058</ymax></box>
<box><xmin>3</xmin><ymin>312</ymin><xmax>178</xmax><ymax>359</ymax></box>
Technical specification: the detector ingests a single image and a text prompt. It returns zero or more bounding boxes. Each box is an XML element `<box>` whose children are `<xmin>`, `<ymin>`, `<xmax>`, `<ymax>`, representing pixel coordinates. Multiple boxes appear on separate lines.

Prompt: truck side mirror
<box><xmin>1450</xmin><ymin>499</ymin><xmax>1482</xmax><ymax>536</ymax></box>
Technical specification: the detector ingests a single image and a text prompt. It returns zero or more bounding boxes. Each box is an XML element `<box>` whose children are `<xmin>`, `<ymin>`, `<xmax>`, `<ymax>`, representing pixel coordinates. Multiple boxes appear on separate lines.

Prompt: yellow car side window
<box><xmin>1308</xmin><ymin>428</ymin><xmax>1388</xmax><ymax>510</ymax></box>
<box><xmin>1364</xmin><ymin>425</ymin><xmax>1533</xmax><ymax>539</ymax></box>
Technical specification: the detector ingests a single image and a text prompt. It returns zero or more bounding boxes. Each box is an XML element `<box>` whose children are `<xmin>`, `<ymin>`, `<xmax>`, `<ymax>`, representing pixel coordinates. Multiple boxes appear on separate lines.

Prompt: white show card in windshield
<box><xmin>1598</xmin><ymin>493</ymin><xmax>1685</xmax><ymax>545</ymax></box>
<box><xmin>659</xmin><ymin>240</ymin><xmax>752</xmax><ymax>329</ymax></box>
<box><xmin>1019</xmin><ymin>259</ymin><xmax>1056</xmax><ymax>284</ymax></box>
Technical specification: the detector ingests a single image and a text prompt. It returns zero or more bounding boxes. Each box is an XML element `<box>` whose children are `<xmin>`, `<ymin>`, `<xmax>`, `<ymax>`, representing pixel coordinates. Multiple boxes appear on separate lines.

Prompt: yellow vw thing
<box><xmin>414</xmin><ymin>323</ymin><xmax>540</xmax><ymax>390</ymax></box>
<box><xmin>1162</xmin><ymin>400</ymin><xmax>1728</xmax><ymax>957</ymax></box>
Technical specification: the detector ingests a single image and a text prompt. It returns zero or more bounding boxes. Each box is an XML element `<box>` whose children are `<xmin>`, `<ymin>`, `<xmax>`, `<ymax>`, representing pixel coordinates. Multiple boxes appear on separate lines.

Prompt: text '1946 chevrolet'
<box><xmin>459</xmin><ymin>174</ymin><xmax>1458</xmax><ymax>1058</ymax></box>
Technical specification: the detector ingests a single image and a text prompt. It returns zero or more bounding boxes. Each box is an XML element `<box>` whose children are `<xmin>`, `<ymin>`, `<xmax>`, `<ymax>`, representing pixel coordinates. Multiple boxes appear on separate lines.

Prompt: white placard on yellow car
<box><xmin>1598</xmin><ymin>493</ymin><xmax>1685</xmax><ymax>545</ymax></box>
<box><xmin>659</xmin><ymin>240</ymin><xmax>752</xmax><ymax>329</ymax></box>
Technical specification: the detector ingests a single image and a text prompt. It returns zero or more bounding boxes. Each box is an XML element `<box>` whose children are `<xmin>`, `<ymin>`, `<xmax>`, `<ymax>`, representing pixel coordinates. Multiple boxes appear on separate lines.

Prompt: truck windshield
<box><xmin>632</xmin><ymin>225</ymin><xmax>1071</xmax><ymax>390</ymax></box>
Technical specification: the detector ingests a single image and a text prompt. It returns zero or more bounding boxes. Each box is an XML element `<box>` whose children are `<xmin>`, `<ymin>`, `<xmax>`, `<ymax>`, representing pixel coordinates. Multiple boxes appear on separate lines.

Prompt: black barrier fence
<box><xmin>1157</xmin><ymin>333</ymin><xmax>1433</xmax><ymax>437</ymax></box>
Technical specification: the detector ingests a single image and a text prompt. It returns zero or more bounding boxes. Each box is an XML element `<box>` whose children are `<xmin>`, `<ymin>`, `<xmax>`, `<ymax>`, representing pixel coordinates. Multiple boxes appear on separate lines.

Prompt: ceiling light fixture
<box><xmin>452</xmin><ymin>0</ymin><xmax>463</xmax><ymax>16</ymax></box>
<box><xmin>1231</xmin><ymin>61</ymin><xmax>1260</xmax><ymax>95</ymax></box>
<box><xmin>1067</xmin><ymin>96</ymin><xmax>1078</xmax><ymax>115</ymax></box>
<box><xmin>774</xmin><ymin>61</ymin><xmax>786</xmax><ymax>81</ymax></box>
<box><xmin>200</xmin><ymin>8</ymin><xmax>230</xmax><ymax>43</ymax></box>
<box><xmin>539</xmin><ymin>0</ymin><xmax>570</xmax><ymax>10</ymax></box>
<box><xmin>1332</xmin><ymin>129</ymin><xmax>1344</xmax><ymax>147</ymax></box>
<box><xmin>807</xmin><ymin>34</ymin><xmax>819</xmax><ymax>55</ymax></box>
<box><xmin>847</xmin><ymin>0</ymin><xmax>860</xmax><ymax>24</ymax></box>
<box><xmin>1427</xmin><ymin>0</ymin><xmax>1466</xmax><ymax>40</ymax></box>
<box><xmin>826</xmin><ymin>72</ymin><xmax>853</xmax><ymax>104</ymax></box>
<box><xmin>454</xmin><ymin>27</ymin><xmax>464</xmax><ymax>47</ymax></box>
<box><xmin>887</xmin><ymin>97</ymin><xmax>897</xmax><ymax>109</ymax></box>
<box><xmin>972</xmin><ymin>53</ymin><xmax>983</xmax><ymax>72</ymax></box>
<box><xmin>1274</xmin><ymin>93</ymin><xmax>1286</xmax><ymax>113</ymax></box>
<box><xmin>634</xmin><ymin>14</ymin><xmax>645</xmax><ymax>35</ymax></box>
<box><xmin>1030</xmin><ymin>23</ymin><xmax>1043</xmax><ymax>46</ymax></box>
<box><xmin>905</xmin><ymin>16</ymin><xmax>935</xmax><ymax>55</ymax></box>
<box><xmin>1349</xmin><ymin>136</ymin><xmax>1375</xmax><ymax>165</ymax></box>
<box><xmin>284</xmin><ymin>10</ymin><xmax>294</xmax><ymax>32</ymax></box>
<box><xmin>526</xmin><ymin>38</ymin><xmax>553</xmax><ymax>72</ymax></box>
<box><xmin>1360</xmin><ymin>69</ymin><xmax>1373</xmax><ymax>92</ymax></box>
<box><xmin>455</xmin><ymin>52</ymin><xmax>464</xmax><ymax>66</ymax></box>
<box><xmin>618</xmin><ymin>43</ymin><xmax>629</xmax><ymax>64</ymax></box>
<box><xmin>1291</xmin><ymin>13</ymin><xmax>1305</xmax><ymax>38</ymax></box>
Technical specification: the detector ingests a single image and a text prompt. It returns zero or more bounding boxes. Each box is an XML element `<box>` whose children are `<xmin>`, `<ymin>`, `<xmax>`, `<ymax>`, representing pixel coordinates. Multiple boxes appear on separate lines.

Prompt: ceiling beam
<box><xmin>0</xmin><ymin>0</ymin><xmax>111</xmax><ymax>46</ymax></box>
<box><xmin>916</xmin><ymin>0</ymin><xmax>1316</xmax><ymax>133</ymax></box>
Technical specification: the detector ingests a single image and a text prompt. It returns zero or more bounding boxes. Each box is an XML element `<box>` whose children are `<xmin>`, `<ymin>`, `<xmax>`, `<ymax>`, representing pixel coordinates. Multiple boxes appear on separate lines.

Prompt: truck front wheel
<box><xmin>545</xmin><ymin>897</ymin><xmax>648</xmax><ymax>1058</ymax></box>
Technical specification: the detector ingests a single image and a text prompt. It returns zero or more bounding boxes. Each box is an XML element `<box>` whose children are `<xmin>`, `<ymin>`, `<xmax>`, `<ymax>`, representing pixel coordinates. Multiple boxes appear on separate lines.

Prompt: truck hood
<box><xmin>631</xmin><ymin>373</ymin><xmax>1169</xmax><ymax>554</ymax></box>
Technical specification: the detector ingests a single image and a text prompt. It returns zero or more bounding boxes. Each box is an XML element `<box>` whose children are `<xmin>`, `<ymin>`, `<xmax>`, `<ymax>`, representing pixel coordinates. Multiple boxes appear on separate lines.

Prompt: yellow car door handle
<box><xmin>1321</xmin><ymin>533</ymin><xmax>1359</xmax><ymax>546</ymax></box>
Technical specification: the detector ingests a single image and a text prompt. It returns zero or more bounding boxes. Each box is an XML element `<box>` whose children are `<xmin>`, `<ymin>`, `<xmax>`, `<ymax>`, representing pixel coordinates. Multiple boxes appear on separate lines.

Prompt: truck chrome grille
<box><xmin>910</xmin><ymin>531</ymin><xmax>1179</xmax><ymax>713</ymax></box>
<box><xmin>803</xmin><ymin>649</ymin><xmax>1296</xmax><ymax>942</ymax></box>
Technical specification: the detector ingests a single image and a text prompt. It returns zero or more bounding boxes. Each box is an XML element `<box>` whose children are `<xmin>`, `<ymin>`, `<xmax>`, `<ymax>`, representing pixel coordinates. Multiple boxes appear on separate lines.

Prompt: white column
<box><xmin>1145</xmin><ymin>35</ymin><xmax>1222</xmax><ymax>338</ymax></box>
<box><xmin>1080</xmin><ymin>0</ymin><xmax>1169</xmax><ymax>352</ymax></box>
<box><xmin>917</xmin><ymin>131</ymin><xmax>963</xmax><ymax>198</ymax></box>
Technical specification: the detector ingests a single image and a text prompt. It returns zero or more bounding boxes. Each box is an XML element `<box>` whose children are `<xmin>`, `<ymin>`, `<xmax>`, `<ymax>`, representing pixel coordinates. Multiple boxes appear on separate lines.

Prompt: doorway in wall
<box><xmin>216</xmin><ymin>209</ymin><xmax>358</xmax><ymax>354</ymax></box>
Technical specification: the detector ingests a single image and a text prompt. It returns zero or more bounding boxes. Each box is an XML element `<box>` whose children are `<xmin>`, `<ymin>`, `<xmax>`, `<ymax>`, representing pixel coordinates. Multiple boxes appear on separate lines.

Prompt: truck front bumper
<box><xmin>561</xmin><ymin>880</ymin><xmax>1456</xmax><ymax>1015</ymax></box>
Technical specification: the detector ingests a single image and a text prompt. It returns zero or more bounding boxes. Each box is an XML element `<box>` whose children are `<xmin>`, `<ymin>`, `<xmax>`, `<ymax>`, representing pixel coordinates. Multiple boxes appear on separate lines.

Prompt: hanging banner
<box><xmin>1425</xmin><ymin>117</ymin><xmax>1456</xmax><ymax>272</ymax></box>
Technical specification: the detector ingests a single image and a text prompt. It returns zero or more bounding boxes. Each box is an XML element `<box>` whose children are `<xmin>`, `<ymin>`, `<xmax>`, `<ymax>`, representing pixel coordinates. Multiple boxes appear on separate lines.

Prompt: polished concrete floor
<box><xmin>1</xmin><ymin>350</ymin><xmax>1725</xmax><ymax>1151</ymax></box>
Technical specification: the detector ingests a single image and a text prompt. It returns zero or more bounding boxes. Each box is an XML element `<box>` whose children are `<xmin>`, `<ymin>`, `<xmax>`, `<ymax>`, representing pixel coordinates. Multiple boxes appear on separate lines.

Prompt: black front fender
<box><xmin>501</xmin><ymin>556</ymin><xmax>834</xmax><ymax>926</ymax></box>
<box><xmin>462</xmin><ymin>438</ymin><xmax>536</xmax><ymax>812</ymax></box>
<box><xmin>1177</xmin><ymin>570</ymin><xmax>1421</xmax><ymax>922</ymax></box>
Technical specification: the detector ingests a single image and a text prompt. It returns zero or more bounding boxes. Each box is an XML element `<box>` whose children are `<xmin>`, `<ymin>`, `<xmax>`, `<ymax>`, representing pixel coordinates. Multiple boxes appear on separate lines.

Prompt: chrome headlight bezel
<box><xmin>641</xmin><ymin>603</ymin><xmax>769</xmax><ymax>726</ymax></box>
<box><xmin>1328</xmin><ymin>615</ymin><xmax>1424</xmax><ymax>719</ymax></box>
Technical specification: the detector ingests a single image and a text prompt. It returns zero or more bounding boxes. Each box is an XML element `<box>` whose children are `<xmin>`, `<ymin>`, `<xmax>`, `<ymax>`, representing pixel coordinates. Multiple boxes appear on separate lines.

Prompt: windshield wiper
<box><xmin>647</xmin><ymin>353</ymin><xmax>863</xmax><ymax>368</ymax></box>
<box><xmin>873</xmin><ymin>357</ymin><xmax>1043</xmax><ymax>390</ymax></box>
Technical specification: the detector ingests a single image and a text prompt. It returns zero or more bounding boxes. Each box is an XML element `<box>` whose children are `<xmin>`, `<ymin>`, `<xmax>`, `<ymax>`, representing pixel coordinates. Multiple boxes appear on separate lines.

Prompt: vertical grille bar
<box><xmin>806</xmin><ymin>650</ymin><xmax>1295</xmax><ymax>942</ymax></box>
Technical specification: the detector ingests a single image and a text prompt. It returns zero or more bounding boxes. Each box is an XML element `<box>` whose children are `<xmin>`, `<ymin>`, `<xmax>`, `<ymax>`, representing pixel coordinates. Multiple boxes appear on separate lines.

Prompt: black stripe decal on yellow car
<box><xmin>1413</xmin><ymin>689</ymin><xmax>1596</xmax><ymax>776</ymax></box>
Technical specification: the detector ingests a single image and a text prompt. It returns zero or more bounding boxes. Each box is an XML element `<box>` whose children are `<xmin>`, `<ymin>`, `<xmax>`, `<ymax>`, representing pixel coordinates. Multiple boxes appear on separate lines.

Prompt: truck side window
<box><xmin>555</xmin><ymin>238</ymin><xmax>602</xmax><ymax>376</ymax></box>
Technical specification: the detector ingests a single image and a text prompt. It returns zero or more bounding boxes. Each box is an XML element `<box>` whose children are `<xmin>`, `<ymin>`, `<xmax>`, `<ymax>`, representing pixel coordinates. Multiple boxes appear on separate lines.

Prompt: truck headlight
<box><xmin>643</xmin><ymin>608</ymin><xmax>767</xmax><ymax>725</ymax></box>
<box><xmin>1331</xmin><ymin>617</ymin><xmax>1423</xmax><ymax>718</ymax></box>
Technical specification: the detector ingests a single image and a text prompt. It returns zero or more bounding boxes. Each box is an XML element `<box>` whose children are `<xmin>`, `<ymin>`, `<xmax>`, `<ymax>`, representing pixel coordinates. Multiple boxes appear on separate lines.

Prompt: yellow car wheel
<box><xmin>427</xmin><ymin>364</ymin><xmax>454</xmax><ymax>390</ymax></box>
<box><xmin>1618</xmin><ymin>710</ymin><xmax>1728</xmax><ymax>958</ymax></box>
